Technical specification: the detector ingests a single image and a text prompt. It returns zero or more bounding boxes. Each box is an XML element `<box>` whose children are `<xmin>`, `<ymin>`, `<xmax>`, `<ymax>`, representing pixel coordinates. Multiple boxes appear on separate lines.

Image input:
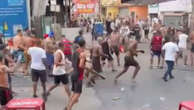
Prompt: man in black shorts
<box><xmin>110</xmin><ymin>28</ymin><xmax>121</xmax><ymax>66</ymax></box>
<box><xmin>101</xmin><ymin>37</ymin><xmax>115</xmax><ymax>71</ymax></box>
<box><xmin>28</xmin><ymin>41</ymin><xmax>47</xmax><ymax>100</ymax></box>
<box><xmin>114</xmin><ymin>40</ymin><xmax>144</xmax><ymax>84</ymax></box>
<box><xmin>46</xmin><ymin>42</ymin><xmax>71</xmax><ymax>100</ymax></box>
<box><xmin>67</xmin><ymin>39</ymin><xmax>86</xmax><ymax>110</ymax></box>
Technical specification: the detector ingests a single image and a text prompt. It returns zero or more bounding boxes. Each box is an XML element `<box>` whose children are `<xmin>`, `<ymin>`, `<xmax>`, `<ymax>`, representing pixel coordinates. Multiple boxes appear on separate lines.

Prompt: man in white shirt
<box><xmin>28</xmin><ymin>40</ymin><xmax>47</xmax><ymax>99</ymax></box>
<box><xmin>120</xmin><ymin>23</ymin><xmax>130</xmax><ymax>38</ymax></box>
<box><xmin>162</xmin><ymin>38</ymin><xmax>179</xmax><ymax>82</ymax></box>
<box><xmin>176</xmin><ymin>30</ymin><xmax>189</xmax><ymax>65</ymax></box>
<box><xmin>46</xmin><ymin>42</ymin><xmax>71</xmax><ymax>100</ymax></box>
<box><xmin>110</xmin><ymin>20</ymin><xmax>115</xmax><ymax>32</ymax></box>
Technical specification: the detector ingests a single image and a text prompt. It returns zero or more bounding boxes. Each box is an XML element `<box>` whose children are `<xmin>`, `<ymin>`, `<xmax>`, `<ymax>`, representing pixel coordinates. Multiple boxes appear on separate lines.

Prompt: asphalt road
<box><xmin>11</xmin><ymin>29</ymin><xmax>194</xmax><ymax>110</ymax></box>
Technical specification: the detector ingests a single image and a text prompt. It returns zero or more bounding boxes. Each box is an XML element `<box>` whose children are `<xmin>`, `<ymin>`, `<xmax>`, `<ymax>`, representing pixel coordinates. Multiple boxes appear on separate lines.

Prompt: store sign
<box><xmin>148</xmin><ymin>4</ymin><xmax>159</xmax><ymax>14</ymax></box>
<box><xmin>0</xmin><ymin>0</ymin><xmax>28</xmax><ymax>37</ymax></box>
<box><xmin>73</xmin><ymin>0</ymin><xmax>98</xmax><ymax>14</ymax></box>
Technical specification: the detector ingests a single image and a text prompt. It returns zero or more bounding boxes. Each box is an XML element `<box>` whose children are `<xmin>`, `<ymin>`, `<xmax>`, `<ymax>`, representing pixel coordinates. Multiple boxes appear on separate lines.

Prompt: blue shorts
<box><xmin>151</xmin><ymin>51</ymin><xmax>161</xmax><ymax>57</ymax></box>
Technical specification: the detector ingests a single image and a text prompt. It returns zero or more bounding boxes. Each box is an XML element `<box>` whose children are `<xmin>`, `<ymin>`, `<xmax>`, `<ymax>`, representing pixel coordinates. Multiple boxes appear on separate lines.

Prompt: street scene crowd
<box><xmin>0</xmin><ymin>15</ymin><xmax>194</xmax><ymax>110</ymax></box>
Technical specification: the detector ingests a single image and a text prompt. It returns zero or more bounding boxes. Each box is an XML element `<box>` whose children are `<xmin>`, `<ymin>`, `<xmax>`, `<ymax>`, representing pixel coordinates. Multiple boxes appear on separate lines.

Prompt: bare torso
<box><xmin>110</xmin><ymin>32</ymin><xmax>120</xmax><ymax>47</ymax></box>
<box><xmin>92</xmin><ymin>42</ymin><xmax>101</xmax><ymax>57</ymax></box>
<box><xmin>13</xmin><ymin>35</ymin><xmax>25</xmax><ymax>50</ymax></box>
<box><xmin>44</xmin><ymin>38</ymin><xmax>55</xmax><ymax>53</ymax></box>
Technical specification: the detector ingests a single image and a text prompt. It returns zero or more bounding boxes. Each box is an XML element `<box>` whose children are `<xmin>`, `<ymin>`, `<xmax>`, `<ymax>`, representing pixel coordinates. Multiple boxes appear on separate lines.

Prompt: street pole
<box><xmin>27</xmin><ymin>0</ymin><xmax>31</xmax><ymax>30</ymax></box>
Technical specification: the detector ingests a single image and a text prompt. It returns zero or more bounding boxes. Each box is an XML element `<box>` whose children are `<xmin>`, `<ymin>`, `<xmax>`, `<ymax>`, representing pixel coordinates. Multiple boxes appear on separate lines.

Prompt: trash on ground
<box><xmin>160</xmin><ymin>97</ymin><xmax>165</xmax><ymax>101</ymax></box>
<box><xmin>112</xmin><ymin>97</ymin><xmax>121</xmax><ymax>101</ymax></box>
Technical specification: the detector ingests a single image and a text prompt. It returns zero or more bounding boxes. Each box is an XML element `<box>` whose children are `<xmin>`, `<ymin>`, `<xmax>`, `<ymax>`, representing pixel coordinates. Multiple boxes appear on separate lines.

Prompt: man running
<box><xmin>110</xmin><ymin>29</ymin><xmax>121</xmax><ymax>66</ymax></box>
<box><xmin>67</xmin><ymin>39</ymin><xmax>86</xmax><ymax>110</ymax></box>
<box><xmin>101</xmin><ymin>37</ymin><xmax>115</xmax><ymax>71</ymax></box>
<box><xmin>28</xmin><ymin>40</ymin><xmax>47</xmax><ymax>99</ymax></box>
<box><xmin>162</xmin><ymin>37</ymin><xmax>179</xmax><ymax>82</ymax></box>
<box><xmin>46</xmin><ymin>42</ymin><xmax>71</xmax><ymax>100</ymax></box>
<box><xmin>114</xmin><ymin>40</ymin><xmax>144</xmax><ymax>83</ymax></box>
<box><xmin>23</xmin><ymin>34</ymin><xmax>34</xmax><ymax>75</ymax></box>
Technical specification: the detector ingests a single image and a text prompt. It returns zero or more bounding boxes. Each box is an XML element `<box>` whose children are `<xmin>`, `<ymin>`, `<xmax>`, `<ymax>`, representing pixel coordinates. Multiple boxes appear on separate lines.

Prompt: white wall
<box><xmin>148</xmin><ymin>0</ymin><xmax>192</xmax><ymax>14</ymax></box>
<box><xmin>159</xmin><ymin>0</ymin><xmax>192</xmax><ymax>13</ymax></box>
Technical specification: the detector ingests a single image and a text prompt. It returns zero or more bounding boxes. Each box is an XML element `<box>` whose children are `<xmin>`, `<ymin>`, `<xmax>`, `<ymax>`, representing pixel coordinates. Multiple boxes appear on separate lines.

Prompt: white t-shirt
<box><xmin>53</xmin><ymin>49</ymin><xmax>67</xmax><ymax>76</ymax></box>
<box><xmin>120</xmin><ymin>26</ymin><xmax>130</xmax><ymax>37</ymax></box>
<box><xmin>28</xmin><ymin>47</ymin><xmax>47</xmax><ymax>70</ymax></box>
<box><xmin>178</xmin><ymin>33</ymin><xmax>188</xmax><ymax>49</ymax></box>
<box><xmin>111</xmin><ymin>22</ymin><xmax>115</xmax><ymax>31</ymax></box>
<box><xmin>162</xmin><ymin>42</ymin><xmax>179</xmax><ymax>61</ymax></box>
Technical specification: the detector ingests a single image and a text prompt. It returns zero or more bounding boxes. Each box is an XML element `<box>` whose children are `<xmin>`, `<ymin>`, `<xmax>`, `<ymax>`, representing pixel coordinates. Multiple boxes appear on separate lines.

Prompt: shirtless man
<box><xmin>190</xmin><ymin>31</ymin><xmax>194</xmax><ymax>67</ymax></box>
<box><xmin>23</xmin><ymin>34</ymin><xmax>34</xmax><ymax>75</ymax></box>
<box><xmin>114</xmin><ymin>40</ymin><xmax>144</xmax><ymax>83</ymax></box>
<box><xmin>13</xmin><ymin>30</ymin><xmax>26</xmax><ymax>73</ymax></box>
<box><xmin>101</xmin><ymin>37</ymin><xmax>115</xmax><ymax>71</ymax></box>
<box><xmin>110</xmin><ymin>29</ymin><xmax>121</xmax><ymax>66</ymax></box>
<box><xmin>87</xmin><ymin>37</ymin><xmax>105</xmax><ymax>86</ymax></box>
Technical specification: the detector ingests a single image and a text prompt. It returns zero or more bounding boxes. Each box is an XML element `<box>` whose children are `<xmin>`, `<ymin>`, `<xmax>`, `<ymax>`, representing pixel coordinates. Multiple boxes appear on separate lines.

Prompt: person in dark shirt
<box><xmin>74</xmin><ymin>30</ymin><xmax>84</xmax><ymax>44</ymax></box>
<box><xmin>67</xmin><ymin>39</ymin><xmax>86</xmax><ymax>110</ymax></box>
<box><xmin>133</xmin><ymin>24</ymin><xmax>141</xmax><ymax>42</ymax></box>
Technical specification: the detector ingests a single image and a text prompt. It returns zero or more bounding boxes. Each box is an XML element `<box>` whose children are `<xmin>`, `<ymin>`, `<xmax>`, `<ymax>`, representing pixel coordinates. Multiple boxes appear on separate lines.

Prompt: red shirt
<box><xmin>77</xmin><ymin>48</ymin><xmax>85</xmax><ymax>80</ymax></box>
<box><xmin>63</xmin><ymin>38</ymin><xmax>72</xmax><ymax>55</ymax></box>
<box><xmin>151</xmin><ymin>35</ymin><xmax>162</xmax><ymax>51</ymax></box>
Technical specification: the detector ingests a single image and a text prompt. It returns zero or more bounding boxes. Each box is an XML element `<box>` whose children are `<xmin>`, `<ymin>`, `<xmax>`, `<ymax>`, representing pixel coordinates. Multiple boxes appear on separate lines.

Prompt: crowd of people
<box><xmin>0</xmin><ymin>15</ymin><xmax>194</xmax><ymax>110</ymax></box>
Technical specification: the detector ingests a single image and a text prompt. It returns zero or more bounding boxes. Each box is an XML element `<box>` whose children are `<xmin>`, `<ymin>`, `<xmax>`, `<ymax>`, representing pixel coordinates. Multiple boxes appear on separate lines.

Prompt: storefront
<box><xmin>72</xmin><ymin>0</ymin><xmax>99</xmax><ymax>17</ymax></box>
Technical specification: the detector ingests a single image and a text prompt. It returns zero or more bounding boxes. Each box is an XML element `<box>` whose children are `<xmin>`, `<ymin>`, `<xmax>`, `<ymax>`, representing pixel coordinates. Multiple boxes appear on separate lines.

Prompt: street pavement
<box><xmin>11</xmin><ymin>28</ymin><xmax>194</xmax><ymax>110</ymax></box>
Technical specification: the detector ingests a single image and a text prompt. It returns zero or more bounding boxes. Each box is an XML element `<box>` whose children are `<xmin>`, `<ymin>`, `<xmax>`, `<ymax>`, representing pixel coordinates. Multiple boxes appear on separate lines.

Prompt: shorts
<box><xmin>101</xmin><ymin>53</ymin><xmax>113</xmax><ymax>61</ymax></box>
<box><xmin>151</xmin><ymin>51</ymin><xmax>161</xmax><ymax>57</ymax></box>
<box><xmin>71</xmin><ymin>80</ymin><xmax>83</xmax><ymax>94</ymax></box>
<box><xmin>92</xmin><ymin>56</ymin><xmax>102</xmax><ymax>73</ymax></box>
<box><xmin>0</xmin><ymin>87</ymin><xmax>12</xmax><ymax>105</ymax></box>
<box><xmin>54</xmin><ymin>74</ymin><xmax>69</xmax><ymax>85</ymax></box>
<box><xmin>124</xmin><ymin>56</ymin><xmax>139</xmax><ymax>67</ymax></box>
<box><xmin>144</xmin><ymin>29</ymin><xmax>149</xmax><ymax>36</ymax></box>
<box><xmin>65</xmin><ymin>54</ymin><xmax>72</xmax><ymax>61</ymax></box>
<box><xmin>31</xmin><ymin>69</ymin><xmax>47</xmax><ymax>83</ymax></box>
<box><xmin>111</xmin><ymin>46</ymin><xmax>120</xmax><ymax>56</ymax></box>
